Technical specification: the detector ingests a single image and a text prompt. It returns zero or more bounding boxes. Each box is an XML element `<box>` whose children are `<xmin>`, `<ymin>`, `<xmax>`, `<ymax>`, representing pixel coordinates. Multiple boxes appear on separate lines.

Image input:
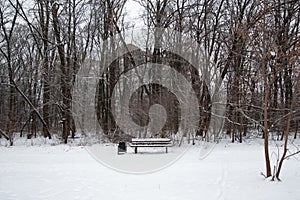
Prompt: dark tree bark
<box><xmin>38</xmin><ymin>0</ymin><xmax>52</xmax><ymax>139</ymax></box>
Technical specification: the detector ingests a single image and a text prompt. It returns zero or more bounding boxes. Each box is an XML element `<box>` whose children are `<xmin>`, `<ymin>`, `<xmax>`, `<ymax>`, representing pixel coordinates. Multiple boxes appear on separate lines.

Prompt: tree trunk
<box><xmin>262</xmin><ymin>62</ymin><xmax>271</xmax><ymax>178</ymax></box>
<box><xmin>39</xmin><ymin>0</ymin><xmax>51</xmax><ymax>139</ymax></box>
<box><xmin>274</xmin><ymin>113</ymin><xmax>291</xmax><ymax>181</ymax></box>
<box><xmin>51</xmin><ymin>0</ymin><xmax>74</xmax><ymax>143</ymax></box>
<box><xmin>294</xmin><ymin>121</ymin><xmax>298</xmax><ymax>139</ymax></box>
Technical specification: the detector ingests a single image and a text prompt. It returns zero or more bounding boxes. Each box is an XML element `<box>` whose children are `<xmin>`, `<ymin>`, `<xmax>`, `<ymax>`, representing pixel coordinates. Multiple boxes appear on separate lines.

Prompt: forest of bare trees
<box><xmin>0</xmin><ymin>0</ymin><xmax>299</xmax><ymax>179</ymax></box>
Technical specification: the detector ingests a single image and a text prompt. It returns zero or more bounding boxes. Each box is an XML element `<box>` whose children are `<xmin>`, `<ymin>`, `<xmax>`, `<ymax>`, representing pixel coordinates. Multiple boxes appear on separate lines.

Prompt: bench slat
<box><xmin>131</xmin><ymin>138</ymin><xmax>171</xmax><ymax>142</ymax></box>
<box><xmin>129</xmin><ymin>144</ymin><xmax>173</xmax><ymax>147</ymax></box>
<box><xmin>131</xmin><ymin>141</ymin><xmax>171</xmax><ymax>144</ymax></box>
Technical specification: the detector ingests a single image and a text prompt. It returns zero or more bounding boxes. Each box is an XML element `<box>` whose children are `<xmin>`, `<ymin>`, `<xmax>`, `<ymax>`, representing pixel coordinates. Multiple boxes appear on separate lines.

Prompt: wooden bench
<box><xmin>129</xmin><ymin>138</ymin><xmax>173</xmax><ymax>154</ymax></box>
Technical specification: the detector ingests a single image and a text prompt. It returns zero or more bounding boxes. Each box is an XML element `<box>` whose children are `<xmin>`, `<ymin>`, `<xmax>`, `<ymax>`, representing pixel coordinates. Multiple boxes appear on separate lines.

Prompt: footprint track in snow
<box><xmin>216</xmin><ymin>164</ymin><xmax>228</xmax><ymax>200</ymax></box>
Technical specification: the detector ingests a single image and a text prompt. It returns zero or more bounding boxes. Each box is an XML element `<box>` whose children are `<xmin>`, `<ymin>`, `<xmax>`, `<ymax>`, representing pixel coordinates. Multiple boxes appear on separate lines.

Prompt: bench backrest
<box><xmin>131</xmin><ymin>138</ymin><xmax>171</xmax><ymax>145</ymax></box>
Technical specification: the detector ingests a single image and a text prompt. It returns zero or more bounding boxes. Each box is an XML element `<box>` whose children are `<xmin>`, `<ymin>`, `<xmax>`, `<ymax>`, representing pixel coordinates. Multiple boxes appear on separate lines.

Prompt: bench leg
<box><xmin>135</xmin><ymin>147</ymin><xmax>137</xmax><ymax>154</ymax></box>
<box><xmin>166</xmin><ymin>147</ymin><xmax>168</xmax><ymax>153</ymax></box>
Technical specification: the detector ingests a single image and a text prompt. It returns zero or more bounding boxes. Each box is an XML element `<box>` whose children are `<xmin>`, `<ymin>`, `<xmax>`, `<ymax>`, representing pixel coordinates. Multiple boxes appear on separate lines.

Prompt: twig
<box><xmin>285</xmin><ymin>150</ymin><xmax>300</xmax><ymax>160</ymax></box>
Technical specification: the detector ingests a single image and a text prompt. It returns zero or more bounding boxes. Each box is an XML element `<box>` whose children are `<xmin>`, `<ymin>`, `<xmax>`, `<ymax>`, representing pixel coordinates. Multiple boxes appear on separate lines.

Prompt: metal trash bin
<box><xmin>118</xmin><ymin>142</ymin><xmax>126</xmax><ymax>154</ymax></box>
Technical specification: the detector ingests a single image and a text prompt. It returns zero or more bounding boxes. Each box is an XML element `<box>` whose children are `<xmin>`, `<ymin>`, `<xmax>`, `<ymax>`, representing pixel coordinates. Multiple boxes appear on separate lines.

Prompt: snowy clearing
<box><xmin>0</xmin><ymin>139</ymin><xmax>300</xmax><ymax>200</ymax></box>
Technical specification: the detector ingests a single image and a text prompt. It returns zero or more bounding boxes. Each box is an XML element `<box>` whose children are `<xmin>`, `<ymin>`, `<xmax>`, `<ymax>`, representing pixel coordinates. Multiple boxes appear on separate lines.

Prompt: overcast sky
<box><xmin>124</xmin><ymin>0</ymin><xmax>144</xmax><ymax>28</ymax></box>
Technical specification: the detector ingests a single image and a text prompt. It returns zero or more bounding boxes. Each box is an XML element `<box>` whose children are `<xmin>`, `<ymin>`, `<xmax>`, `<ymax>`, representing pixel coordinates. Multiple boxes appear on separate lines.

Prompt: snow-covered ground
<box><xmin>0</xmin><ymin>139</ymin><xmax>300</xmax><ymax>200</ymax></box>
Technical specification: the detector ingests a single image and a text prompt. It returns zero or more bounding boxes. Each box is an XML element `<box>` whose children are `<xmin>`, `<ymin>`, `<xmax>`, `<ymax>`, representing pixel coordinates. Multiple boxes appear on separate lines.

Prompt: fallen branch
<box><xmin>11</xmin><ymin>79</ymin><xmax>52</xmax><ymax>139</ymax></box>
<box><xmin>0</xmin><ymin>129</ymin><xmax>9</xmax><ymax>140</ymax></box>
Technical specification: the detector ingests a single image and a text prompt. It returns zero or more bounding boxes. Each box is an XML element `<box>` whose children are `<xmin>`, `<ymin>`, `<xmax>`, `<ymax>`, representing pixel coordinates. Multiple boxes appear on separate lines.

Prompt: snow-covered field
<box><xmin>0</xmin><ymin>139</ymin><xmax>300</xmax><ymax>200</ymax></box>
